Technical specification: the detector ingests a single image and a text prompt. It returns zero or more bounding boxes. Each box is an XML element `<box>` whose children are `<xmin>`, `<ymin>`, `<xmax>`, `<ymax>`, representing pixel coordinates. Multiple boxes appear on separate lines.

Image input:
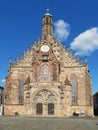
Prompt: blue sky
<box><xmin>0</xmin><ymin>0</ymin><xmax>98</xmax><ymax>94</ymax></box>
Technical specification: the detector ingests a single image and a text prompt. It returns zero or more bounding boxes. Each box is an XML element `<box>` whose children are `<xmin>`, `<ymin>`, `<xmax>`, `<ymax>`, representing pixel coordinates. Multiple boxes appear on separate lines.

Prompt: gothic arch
<box><xmin>39</xmin><ymin>64</ymin><xmax>50</xmax><ymax>81</ymax></box>
<box><xmin>32</xmin><ymin>88</ymin><xmax>59</xmax><ymax>103</ymax></box>
<box><xmin>33</xmin><ymin>89</ymin><xmax>57</xmax><ymax>104</ymax></box>
<box><xmin>18</xmin><ymin>78</ymin><xmax>25</xmax><ymax>104</ymax></box>
<box><xmin>39</xmin><ymin>62</ymin><xmax>52</xmax><ymax>72</ymax></box>
<box><xmin>70</xmin><ymin>73</ymin><xmax>77</xmax><ymax>80</ymax></box>
<box><xmin>31</xmin><ymin>88</ymin><xmax>59</xmax><ymax>115</ymax></box>
<box><xmin>38</xmin><ymin>63</ymin><xmax>52</xmax><ymax>81</ymax></box>
<box><xmin>70</xmin><ymin>73</ymin><xmax>78</xmax><ymax>104</ymax></box>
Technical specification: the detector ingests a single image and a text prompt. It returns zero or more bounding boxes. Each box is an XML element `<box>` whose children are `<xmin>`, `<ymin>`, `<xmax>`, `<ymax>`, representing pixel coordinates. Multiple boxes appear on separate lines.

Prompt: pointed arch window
<box><xmin>40</xmin><ymin>64</ymin><xmax>50</xmax><ymax>81</ymax></box>
<box><xmin>19</xmin><ymin>79</ymin><xmax>25</xmax><ymax>104</ymax></box>
<box><xmin>53</xmin><ymin>66</ymin><xmax>57</xmax><ymax>80</ymax></box>
<box><xmin>70</xmin><ymin>74</ymin><xmax>78</xmax><ymax>105</ymax></box>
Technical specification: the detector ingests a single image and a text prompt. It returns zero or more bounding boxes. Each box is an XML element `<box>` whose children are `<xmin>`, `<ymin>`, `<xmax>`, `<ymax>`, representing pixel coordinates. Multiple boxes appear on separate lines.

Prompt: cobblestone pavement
<box><xmin>0</xmin><ymin>116</ymin><xmax>98</xmax><ymax>130</ymax></box>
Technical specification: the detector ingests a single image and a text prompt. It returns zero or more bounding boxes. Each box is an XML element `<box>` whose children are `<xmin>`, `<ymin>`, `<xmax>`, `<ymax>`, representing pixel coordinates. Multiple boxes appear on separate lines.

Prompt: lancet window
<box><xmin>53</xmin><ymin>66</ymin><xmax>57</xmax><ymax>80</ymax></box>
<box><xmin>19</xmin><ymin>79</ymin><xmax>25</xmax><ymax>104</ymax></box>
<box><xmin>40</xmin><ymin>64</ymin><xmax>50</xmax><ymax>81</ymax></box>
<box><xmin>70</xmin><ymin>74</ymin><xmax>78</xmax><ymax>105</ymax></box>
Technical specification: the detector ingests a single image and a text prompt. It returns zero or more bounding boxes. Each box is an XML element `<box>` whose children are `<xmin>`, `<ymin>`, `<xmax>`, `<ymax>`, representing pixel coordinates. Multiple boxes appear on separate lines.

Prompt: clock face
<box><xmin>41</xmin><ymin>45</ymin><xmax>50</xmax><ymax>52</ymax></box>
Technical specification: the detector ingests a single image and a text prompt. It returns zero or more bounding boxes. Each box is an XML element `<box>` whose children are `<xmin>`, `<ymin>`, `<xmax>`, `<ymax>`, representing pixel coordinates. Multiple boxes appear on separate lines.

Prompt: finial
<box><xmin>10</xmin><ymin>57</ymin><xmax>12</xmax><ymax>64</ymax></box>
<box><xmin>85</xmin><ymin>56</ymin><xmax>88</xmax><ymax>64</ymax></box>
<box><xmin>44</xmin><ymin>8</ymin><xmax>52</xmax><ymax>17</ymax></box>
<box><xmin>46</xmin><ymin>8</ymin><xmax>49</xmax><ymax>13</ymax></box>
<box><xmin>9</xmin><ymin>57</ymin><xmax>12</xmax><ymax>74</ymax></box>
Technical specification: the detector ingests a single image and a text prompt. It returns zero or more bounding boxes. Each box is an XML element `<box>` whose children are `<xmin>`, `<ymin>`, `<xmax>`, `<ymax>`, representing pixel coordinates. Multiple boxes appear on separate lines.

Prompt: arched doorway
<box><xmin>48</xmin><ymin>103</ymin><xmax>54</xmax><ymax>115</ymax></box>
<box><xmin>33</xmin><ymin>89</ymin><xmax>57</xmax><ymax>115</ymax></box>
<box><xmin>36</xmin><ymin>103</ymin><xmax>43</xmax><ymax>115</ymax></box>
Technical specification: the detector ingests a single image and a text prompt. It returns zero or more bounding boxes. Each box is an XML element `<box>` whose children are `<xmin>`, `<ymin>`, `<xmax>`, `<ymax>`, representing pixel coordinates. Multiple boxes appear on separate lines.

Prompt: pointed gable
<box><xmin>24</xmin><ymin>76</ymin><xmax>30</xmax><ymax>85</ymax></box>
<box><xmin>64</xmin><ymin>76</ymin><xmax>71</xmax><ymax>86</ymax></box>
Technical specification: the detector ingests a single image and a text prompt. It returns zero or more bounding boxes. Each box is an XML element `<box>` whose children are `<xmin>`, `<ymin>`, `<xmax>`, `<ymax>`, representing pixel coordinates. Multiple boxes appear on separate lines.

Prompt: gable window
<box><xmin>40</xmin><ymin>64</ymin><xmax>50</xmax><ymax>81</ymax></box>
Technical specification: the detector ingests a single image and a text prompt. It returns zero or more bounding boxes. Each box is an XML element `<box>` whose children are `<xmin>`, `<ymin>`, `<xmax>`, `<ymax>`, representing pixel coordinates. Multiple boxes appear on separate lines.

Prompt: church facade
<box><xmin>4</xmin><ymin>10</ymin><xmax>93</xmax><ymax>116</ymax></box>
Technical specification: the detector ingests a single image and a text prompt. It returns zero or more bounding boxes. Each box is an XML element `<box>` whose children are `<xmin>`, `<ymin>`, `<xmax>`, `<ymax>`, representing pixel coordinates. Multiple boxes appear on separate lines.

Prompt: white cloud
<box><xmin>54</xmin><ymin>19</ymin><xmax>70</xmax><ymax>41</ymax></box>
<box><xmin>70</xmin><ymin>27</ymin><xmax>98</xmax><ymax>56</ymax></box>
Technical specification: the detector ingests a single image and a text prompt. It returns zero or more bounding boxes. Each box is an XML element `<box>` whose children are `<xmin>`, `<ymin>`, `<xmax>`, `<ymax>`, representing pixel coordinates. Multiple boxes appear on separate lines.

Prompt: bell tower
<box><xmin>42</xmin><ymin>9</ymin><xmax>54</xmax><ymax>40</ymax></box>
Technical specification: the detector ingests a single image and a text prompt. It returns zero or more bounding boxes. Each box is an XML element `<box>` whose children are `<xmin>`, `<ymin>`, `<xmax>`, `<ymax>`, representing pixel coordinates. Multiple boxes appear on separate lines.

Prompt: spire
<box><xmin>9</xmin><ymin>57</ymin><xmax>12</xmax><ymax>74</ymax></box>
<box><xmin>42</xmin><ymin>9</ymin><xmax>53</xmax><ymax>40</ymax></box>
<box><xmin>10</xmin><ymin>57</ymin><xmax>12</xmax><ymax>64</ymax></box>
<box><xmin>84</xmin><ymin>56</ymin><xmax>89</xmax><ymax>73</ymax></box>
<box><xmin>85</xmin><ymin>56</ymin><xmax>88</xmax><ymax>64</ymax></box>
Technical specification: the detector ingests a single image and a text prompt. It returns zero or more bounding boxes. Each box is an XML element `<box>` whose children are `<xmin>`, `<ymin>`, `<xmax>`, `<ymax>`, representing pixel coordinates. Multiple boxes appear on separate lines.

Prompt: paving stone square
<box><xmin>0</xmin><ymin>116</ymin><xmax>98</xmax><ymax>130</ymax></box>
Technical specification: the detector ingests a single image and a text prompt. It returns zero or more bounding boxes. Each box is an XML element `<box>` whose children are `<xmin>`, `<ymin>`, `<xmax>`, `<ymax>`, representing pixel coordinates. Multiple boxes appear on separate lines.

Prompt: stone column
<box><xmin>65</xmin><ymin>85</ymin><xmax>72</xmax><ymax>116</ymax></box>
<box><xmin>43</xmin><ymin>103</ymin><xmax>47</xmax><ymax>116</ymax></box>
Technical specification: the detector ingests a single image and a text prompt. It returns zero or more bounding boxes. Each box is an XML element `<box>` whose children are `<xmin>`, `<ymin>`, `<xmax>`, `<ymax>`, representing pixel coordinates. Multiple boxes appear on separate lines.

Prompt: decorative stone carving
<box><xmin>33</xmin><ymin>89</ymin><xmax>57</xmax><ymax>104</ymax></box>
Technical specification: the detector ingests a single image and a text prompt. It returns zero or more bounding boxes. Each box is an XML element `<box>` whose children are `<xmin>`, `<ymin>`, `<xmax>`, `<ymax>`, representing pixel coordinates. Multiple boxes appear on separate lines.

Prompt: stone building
<box><xmin>0</xmin><ymin>86</ymin><xmax>4</xmax><ymax>115</ymax></box>
<box><xmin>4</xmin><ymin>10</ymin><xmax>93</xmax><ymax>116</ymax></box>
